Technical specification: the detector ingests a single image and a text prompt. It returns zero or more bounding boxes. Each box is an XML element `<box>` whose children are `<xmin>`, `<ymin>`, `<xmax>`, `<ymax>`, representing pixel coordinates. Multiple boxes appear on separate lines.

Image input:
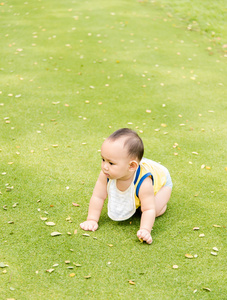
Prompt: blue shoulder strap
<box><xmin>134</xmin><ymin>165</ymin><xmax>141</xmax><ymax>184</ymax></box>
<box><xmin>135</xmin><ymin>171</ymin><xmax>154</xmax><ymax>198</ymax></box>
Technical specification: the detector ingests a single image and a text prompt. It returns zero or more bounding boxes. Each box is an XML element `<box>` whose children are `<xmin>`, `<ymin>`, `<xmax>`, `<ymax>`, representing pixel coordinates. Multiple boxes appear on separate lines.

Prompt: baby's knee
<box><xmin>156</xmin><ymin>205</ymin><xmax>167</xmax><ymax>217</ymax></box>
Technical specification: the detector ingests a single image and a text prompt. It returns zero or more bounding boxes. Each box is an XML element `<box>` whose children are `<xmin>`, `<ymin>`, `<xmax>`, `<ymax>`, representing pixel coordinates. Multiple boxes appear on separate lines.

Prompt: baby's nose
<box><xmin>103</xmin><ymin>162</ymin><xmax>108</xmax><ymax>170</ymax></box>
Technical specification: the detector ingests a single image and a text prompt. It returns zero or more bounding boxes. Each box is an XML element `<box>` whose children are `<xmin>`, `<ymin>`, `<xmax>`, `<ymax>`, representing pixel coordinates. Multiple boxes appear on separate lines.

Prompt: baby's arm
<box><xmin>80</xmin><ymin>171</ymin><xmax>108</xmax><ymax>231</ymax></box>
<box><xmin>137</xmin><ymin>177</ymin><xmax>156</xmax><ymax>244</ymax></box>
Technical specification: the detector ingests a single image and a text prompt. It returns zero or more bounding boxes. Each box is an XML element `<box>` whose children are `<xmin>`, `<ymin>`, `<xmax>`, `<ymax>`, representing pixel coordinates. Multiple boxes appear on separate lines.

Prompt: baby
<box><xmin>80</xmin><ymin>128</ymin><xmax>172</xmax><ymax>244</ymax></box>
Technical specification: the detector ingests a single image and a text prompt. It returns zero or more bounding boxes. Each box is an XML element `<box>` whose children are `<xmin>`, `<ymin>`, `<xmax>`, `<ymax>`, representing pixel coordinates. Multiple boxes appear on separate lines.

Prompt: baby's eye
<box><xmin>109</xmin><ymin>162</ymin><xmax>114</xmax><ymax>165</ymax></box>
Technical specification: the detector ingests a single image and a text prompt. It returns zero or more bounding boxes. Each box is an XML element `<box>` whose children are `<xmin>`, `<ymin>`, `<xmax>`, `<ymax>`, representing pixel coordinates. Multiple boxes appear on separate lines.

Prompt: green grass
<box><xmin>0</xmin><ymin>0</ymin><xmax>226</xmax><ymax>299</ymax></box>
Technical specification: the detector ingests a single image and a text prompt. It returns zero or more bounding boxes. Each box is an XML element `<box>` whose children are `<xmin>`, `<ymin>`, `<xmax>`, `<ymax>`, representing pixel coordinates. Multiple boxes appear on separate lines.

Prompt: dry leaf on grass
<box><xmin>45</xmin><ymin>222</ymin><xmax>55</xmax><ymax>226</ymax></box>
<box><xmin>185</xmin><ymin>254</ymin><xmax>194</xmax><ymax>259</ymax></box>
<box><xmin>46</xmin><ymin>269</ymin><xmax>54</xmax><ymax>273</ymax></box>
<box><xmin>193</xmin><ymin>227</ymin><xmax>200</xmax><ymax>230</ymax></box>
<box><xmin>0</xmin><ymin>262</ymin><xmax>8</xmax><ymax>268</ymax></box>
<box><xmin>73</xmin><ymin>263</ymin><xmax>82</xmax><ymax>267</ymax></box>
<box><xmin>53</xmin><ymin>264</ymin><xmax>59</xmax><ymax>267</ymax></box>
<box><xmin>203</xmin><ymin>287</ymin><xmax>211</xmax><ymax>292</ymax></box>
<box><xmin>51</xmin><ymin>232</ymin><xmax>62</xmax><ymax>237</ymax></box>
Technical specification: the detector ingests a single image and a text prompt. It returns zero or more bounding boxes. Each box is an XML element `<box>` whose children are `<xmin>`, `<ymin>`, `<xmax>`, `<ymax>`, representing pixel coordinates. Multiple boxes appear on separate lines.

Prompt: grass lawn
<box><xmin>0</xmin><ymin>0</ymin><xmax>226</xmax><ymax>299</ymax></box>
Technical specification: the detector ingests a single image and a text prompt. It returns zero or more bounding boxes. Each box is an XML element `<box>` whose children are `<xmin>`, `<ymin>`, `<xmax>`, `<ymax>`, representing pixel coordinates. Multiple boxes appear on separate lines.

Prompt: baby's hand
<box><xmin>137</xmin><ymin>229</ymin><xmax>153</xmax><ymax>244</ymax></box>
<box><xmin>80</xmin><ymin>220</ymin><xmax>98</xmax><ymax>232</ymax></box>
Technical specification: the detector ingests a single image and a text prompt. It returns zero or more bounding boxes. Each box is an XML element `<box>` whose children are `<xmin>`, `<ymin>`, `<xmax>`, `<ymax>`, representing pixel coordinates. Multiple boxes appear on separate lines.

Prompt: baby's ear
<box><xmin>129</xmin><ymin>160</ymin><xmax>138</xmax><ymax>171</ymax></box>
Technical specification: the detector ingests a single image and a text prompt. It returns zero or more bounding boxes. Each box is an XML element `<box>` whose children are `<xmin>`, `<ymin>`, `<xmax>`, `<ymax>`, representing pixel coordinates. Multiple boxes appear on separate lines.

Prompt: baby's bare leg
<box><xmin>154</xmin><ymin>186</ymin><xmax>172</xmax><ymax>217</ymax></box>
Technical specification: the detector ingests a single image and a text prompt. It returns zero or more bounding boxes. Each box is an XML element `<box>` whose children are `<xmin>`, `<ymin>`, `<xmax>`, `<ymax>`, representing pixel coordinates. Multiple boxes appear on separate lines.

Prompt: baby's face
<box><xmin>101</xmin><ymin>138</ymin><xmax>133</xmax><ymax>180</ymax></box>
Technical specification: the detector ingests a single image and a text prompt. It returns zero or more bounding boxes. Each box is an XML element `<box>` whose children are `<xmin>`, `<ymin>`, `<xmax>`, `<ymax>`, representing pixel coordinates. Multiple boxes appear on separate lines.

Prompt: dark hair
<box><xmin>107</xmin><ymin>128</ymin><xmax>144</xmax><ymax>161</ymax></box>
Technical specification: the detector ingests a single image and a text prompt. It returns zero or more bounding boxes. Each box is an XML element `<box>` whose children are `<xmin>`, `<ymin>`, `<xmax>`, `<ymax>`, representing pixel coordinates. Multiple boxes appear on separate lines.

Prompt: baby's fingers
<box><xmin>137</xmin><ymin>230</ymin><xmax>152</xmax><ymax>244</ymax></box>
<box><xmin>137</xmin><ymin>230</ymin><xmax>144</xmax><ymax>240</ymax></box>
<box><xmin>80</xmin><ymin>222</ymin><xmax>86</xmax><ymax>230</ymax></box>
<box><xmin>89</xmin><ymin>223</ymin><xmax>98</xmax><ymax>231</ymax></box>
<box><xmin>80</xmin><ymin>221</ymin><xmax>98</xmax><ymax>231</ymax></box>
<box><xmin>80</xmin><ymin>222</ymin><xmax>90</xmax><ymax>231</ymax></box>
<box><xmin>145</xmin><ymin>234</ymin><xmax>153</xmax><ymax>244</ymax></box>
<box><xmin>137</xmin><ymin>230</ymin><xmax>146</xmax><ymax>239</ymax></box>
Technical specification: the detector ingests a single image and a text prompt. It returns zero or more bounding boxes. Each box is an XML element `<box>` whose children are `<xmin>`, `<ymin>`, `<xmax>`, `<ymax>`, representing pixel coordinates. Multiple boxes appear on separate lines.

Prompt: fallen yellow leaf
<box><xmin>83</xmin><ymin>233</ymin><xmax>90</xmax><ymax>237</ymax></box>
<box><xmin>46</xmin><ymin>269</ymin><xmax>54</xmax><ymax>273</ymax></box>
<box><xmin>50</xmin><ymin>232</ymin><xmax>62</xmax><ymax>237</ymax></box>
<box><xmin>185</xmin><ymin>254</ymin><xmax>193</xmax><ymax>259</ymax></box>
<box><xmin>203</xmin><ymin>287</ymin><xmax>211</xmax><ymax>292</ymax></box>
<box><xmin>193</xmin><ymin>227</ymin><xmax>199</xmax><ymax>230</ymax></box>
<box><xmin>73</xmin><ymin>263</ymin><xmax>82</xmax><ymax>267</ymax></box>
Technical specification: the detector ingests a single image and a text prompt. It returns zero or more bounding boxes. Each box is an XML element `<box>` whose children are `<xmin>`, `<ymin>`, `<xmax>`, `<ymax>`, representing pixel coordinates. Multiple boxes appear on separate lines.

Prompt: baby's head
<box><xmin>106</xmin><ymin>128</ymin><xmax>144</xmax><ymax>162</ymax></box>
<box><xmin>101</xmin><ymin>128</ymin><xmax>144</xmax><ymax>179</ymax></box>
